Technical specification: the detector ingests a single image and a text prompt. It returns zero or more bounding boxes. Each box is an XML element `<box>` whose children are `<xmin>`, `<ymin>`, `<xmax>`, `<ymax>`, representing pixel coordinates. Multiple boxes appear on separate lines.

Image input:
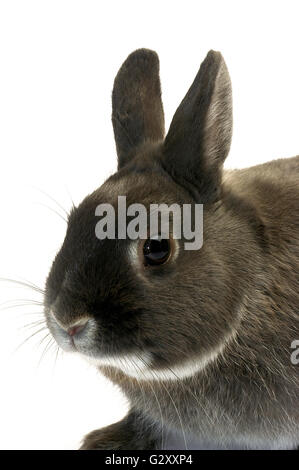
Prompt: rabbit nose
<box><xmin>50</xmin><ymin>310</ymin><xmax>89</xmax><ymax>336</ymax></box>
<box><xmin>67</xmin><ymin>319</ymin><xmax>88</xmax><ymax>337</ymax></box>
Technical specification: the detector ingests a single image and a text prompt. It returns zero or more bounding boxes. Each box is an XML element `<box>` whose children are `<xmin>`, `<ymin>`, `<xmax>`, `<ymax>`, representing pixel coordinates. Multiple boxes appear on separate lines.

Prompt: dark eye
<box><xmin>143</xmin><ymin>235</ymin><xmax>171</xmax><ymax>266</ymax></box>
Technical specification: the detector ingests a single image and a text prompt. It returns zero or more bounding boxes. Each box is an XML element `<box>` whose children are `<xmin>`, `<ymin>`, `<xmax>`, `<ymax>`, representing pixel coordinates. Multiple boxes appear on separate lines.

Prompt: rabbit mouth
<box><xmin>46</xmin><ymin>310</ymin><xmax>145</xmax><ymax>363</ymax></box>
<box><xmin>46</xmin><ymin>312</ymin><xmax>98</xmax><ymax>355</ymax></box>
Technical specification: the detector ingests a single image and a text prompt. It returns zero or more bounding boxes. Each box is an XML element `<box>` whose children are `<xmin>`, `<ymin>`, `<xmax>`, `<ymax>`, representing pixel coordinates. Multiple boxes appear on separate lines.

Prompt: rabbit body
<box><xmin>44</xmin><ymin>49</ymin><xmax>299</xmax><ymax>450</ymax></box>
<box><xmin>87</xmin><ymin>157</ymin><xmax>299</xmax><ymax>450</ymax></box>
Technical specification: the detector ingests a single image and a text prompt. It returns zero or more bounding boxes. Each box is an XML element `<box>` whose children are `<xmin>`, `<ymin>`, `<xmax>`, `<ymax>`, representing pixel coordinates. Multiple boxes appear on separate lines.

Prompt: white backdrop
<box><xmin>0</xmin><ymin>0</ymin><xmax>299</xmax><ymax>449</ymax></box>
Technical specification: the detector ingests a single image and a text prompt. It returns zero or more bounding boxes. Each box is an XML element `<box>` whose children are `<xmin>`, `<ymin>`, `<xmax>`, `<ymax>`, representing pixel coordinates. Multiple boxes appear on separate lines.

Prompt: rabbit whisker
<box><xmin>37</xmin><ymin>335</ymin><xmax>56</xmax><ymax>368</ymax></box>
<box><xmin>14</xmin><ymin>325</ymin><xmax>49</xmax><ymax>354</ymax></box>
<box><xmin>0</xmin><ymin>278</ymin><xmax>45</xmax><ymax>295</ymax></box>
<box><xmin>32</xmin><ymin>186</ymin><xmax>70</xmax><ymax>218</ymax></box>
<box><xmin>35</xmin><ymin>202</ymin><xmax>67</xmax><ymax>223</ymax></box>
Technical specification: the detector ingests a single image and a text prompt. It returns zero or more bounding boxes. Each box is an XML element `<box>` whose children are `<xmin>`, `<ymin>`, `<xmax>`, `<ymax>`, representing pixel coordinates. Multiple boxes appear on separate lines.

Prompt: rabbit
<box><xmin>44</xmin><ymin>48</ymin><xmax>299</xmax><ymax>450</ymax></box>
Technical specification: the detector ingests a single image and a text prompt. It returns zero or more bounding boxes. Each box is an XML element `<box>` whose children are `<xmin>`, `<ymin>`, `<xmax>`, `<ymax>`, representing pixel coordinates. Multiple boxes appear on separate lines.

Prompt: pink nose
<box><xmin>67</xmin><ymin>321</ymin><xmax>87</xmax><ymax>337</ymax></box>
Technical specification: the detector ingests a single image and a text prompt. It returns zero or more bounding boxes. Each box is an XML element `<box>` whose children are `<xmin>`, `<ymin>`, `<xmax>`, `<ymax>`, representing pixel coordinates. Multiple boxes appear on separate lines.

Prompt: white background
<box><xmin>0</xmin><ymin>0</ymin><xmax>298</xmax><ymax>449</ymax></box>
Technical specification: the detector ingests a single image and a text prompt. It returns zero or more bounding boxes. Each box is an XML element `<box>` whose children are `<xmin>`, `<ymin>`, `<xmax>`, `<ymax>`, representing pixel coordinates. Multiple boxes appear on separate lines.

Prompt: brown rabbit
<box><xmin>44</xmin><ymin>49</ymin><xmax>299</xmax><ymax>449</ymax></box>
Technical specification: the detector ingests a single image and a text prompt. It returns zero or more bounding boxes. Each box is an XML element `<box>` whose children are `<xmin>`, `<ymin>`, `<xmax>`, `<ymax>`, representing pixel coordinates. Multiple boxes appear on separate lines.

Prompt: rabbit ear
<box><xmin>112</xmin><ymin>49</ymin><xmax>165</xmax><ymax>169</ymax></box>
<box><xmin>162</xmin><ymin>50</ymin><xmax>232</xmax><ymax>202</ymax></box>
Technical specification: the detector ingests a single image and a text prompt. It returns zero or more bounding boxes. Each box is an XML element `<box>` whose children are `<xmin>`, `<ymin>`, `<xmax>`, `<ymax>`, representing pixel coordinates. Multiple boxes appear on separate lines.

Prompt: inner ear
<box><xmin>162</xmin><ymin>50</ymin><xmax>233</xmax><ymax>203</ymax></box>
<box><xmin>112</xmin><ymin>49</ymin><xmax>165</xmax><ymax>169</ymax></box>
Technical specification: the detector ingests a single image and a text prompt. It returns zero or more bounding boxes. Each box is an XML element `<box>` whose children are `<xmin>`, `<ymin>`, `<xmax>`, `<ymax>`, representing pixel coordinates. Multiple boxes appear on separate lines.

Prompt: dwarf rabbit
<box><xmin>44</xmin><ymin>49</ymin><xmax>299</xmax><ymax>450</ymax></box>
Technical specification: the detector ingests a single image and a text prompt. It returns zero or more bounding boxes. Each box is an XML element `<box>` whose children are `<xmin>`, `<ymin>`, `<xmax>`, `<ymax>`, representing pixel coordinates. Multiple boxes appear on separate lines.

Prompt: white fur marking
<box><xmin>84</xmin><ymin>330</ymin><xmax>236</xmax><ymax>382</ymax></box>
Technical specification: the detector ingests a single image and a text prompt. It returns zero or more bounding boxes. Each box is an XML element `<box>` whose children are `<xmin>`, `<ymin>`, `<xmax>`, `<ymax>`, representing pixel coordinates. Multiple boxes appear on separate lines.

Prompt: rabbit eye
<box><xmin>143</xmin><ymin>235</ymin><xmax>171</xmax><ymax>266</ymax></box>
